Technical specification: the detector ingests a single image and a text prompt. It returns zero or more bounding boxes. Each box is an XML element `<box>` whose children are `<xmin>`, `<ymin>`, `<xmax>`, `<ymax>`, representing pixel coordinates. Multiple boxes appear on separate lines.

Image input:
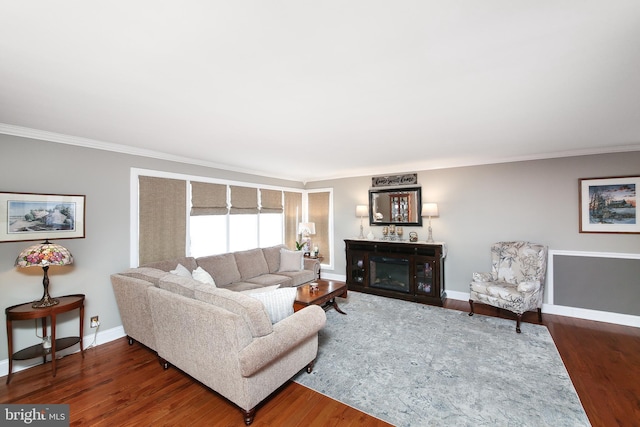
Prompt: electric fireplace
<box><xmin>369</xmin><ymin>256</ymin><xmax>410</xmax><ymax>293</ymax></box>
<box><xmin>345</xmin><ymin>239</ymin><xmax>446</xmax><ymax>306</ymax></box>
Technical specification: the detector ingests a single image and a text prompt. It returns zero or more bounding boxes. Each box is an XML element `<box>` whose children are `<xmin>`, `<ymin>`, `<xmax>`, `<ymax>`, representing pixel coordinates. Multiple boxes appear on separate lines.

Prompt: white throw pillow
<box><xmin>241</xmin><ymin>284</ymin><xmax>280</xmax><ymax>295</ymax></box>
<box><xmin>248</xmin><ymin>287</ymin><xmax>297</xmax><ymax>323</ymax></box>
<box><xmin>169</xmin><ymin>263</ymin><xmax>191</xmax><ymax>278</ymax></box>
<box><xmin>278</xmin><ymin>248</ymin><xmax>304</xmax><ymax>272</ymax></box>
<box><xmin>192</xmin><ymin>266</ymin><xmax>216</xmax><ymax>286</ymax></box>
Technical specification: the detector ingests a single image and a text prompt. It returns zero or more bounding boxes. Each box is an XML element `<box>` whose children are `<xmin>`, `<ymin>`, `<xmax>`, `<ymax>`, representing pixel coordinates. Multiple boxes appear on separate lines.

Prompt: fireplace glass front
<box><xmin>369</xmin><ymin>256</ymin><xmax>410</xmax><ymax>293</ymax></box>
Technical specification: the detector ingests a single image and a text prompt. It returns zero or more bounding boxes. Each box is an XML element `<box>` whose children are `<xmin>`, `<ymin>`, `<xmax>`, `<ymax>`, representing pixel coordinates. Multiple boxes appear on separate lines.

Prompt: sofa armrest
<box><xmin>238</xmin><ymin>305</ymin><xmax>326</xmax><ymax>377</ymax></box>
<box><xmin>303</xmin><ymin>258</ymin><xmax>320</xmax><ymax>277</ymax></box>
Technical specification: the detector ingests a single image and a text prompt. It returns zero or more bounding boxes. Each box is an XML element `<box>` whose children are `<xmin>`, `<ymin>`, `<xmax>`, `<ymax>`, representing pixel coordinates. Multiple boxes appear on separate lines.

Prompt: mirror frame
<box><xmin>368</xmin><ymin>186</ymin><xmax>422</xmax><ymax>226</ymax></box>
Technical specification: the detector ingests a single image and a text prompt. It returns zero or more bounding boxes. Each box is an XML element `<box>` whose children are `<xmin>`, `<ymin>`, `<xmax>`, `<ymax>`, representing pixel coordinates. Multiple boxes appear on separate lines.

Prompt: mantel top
<box><xmin>345</xmin><ymin>238</ymin><xmax>446</xmax><ymax>246</ymax></box>
<box><xmin>344</xmin><ymin>238</ymin><xmax>448</xmax><ymax>258</ymax></box>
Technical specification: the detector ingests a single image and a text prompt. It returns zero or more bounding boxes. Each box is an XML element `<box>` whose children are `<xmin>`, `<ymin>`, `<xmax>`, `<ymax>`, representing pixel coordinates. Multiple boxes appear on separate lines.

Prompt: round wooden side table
<box><xmin>5</xmin><ymin>294</ymin><xmax>85</xmax><ymax>384</ymax></box>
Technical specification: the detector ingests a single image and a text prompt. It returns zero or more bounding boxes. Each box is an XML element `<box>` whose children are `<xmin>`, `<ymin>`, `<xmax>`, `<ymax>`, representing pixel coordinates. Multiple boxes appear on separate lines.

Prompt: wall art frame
<box><xmin>579</xmin><ymin>176</ymin><xmax>639</xmax><ymax>234</ymax></box>
<box><xmin>0</xmin><ymin>192</ymin><xmax>86</xmax><ymax>242</ymax></box>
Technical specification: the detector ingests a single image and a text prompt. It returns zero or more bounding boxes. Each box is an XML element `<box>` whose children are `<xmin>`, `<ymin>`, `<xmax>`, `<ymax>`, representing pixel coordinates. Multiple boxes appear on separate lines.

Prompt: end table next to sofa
<box><xmin>5</xmin><ymin>294</ymin><xmax>85</xmax><ymax>384</ymax></box>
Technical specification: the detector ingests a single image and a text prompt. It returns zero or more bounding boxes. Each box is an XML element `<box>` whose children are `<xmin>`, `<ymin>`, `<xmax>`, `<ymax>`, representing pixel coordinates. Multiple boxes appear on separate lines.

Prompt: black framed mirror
<box><xmin>368</xmin><ymin>187</ymin><xmax>422</xmax><ymax>226</ymax></box>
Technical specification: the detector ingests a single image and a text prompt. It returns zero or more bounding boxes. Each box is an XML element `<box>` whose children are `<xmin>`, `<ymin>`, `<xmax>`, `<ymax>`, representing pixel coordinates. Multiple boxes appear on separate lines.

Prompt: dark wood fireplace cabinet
<box><xmin>345</xmin><ymin>239</ymin><xmax>446</xmax><ymax>306</ymax></box>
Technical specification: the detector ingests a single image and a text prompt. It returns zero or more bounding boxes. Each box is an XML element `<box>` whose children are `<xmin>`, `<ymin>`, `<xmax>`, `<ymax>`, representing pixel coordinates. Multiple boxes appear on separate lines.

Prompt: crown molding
<box><xmin>0</xmin><ymin>123</ymin><xmax>301</xmax><ymax>182</ymax></box>
<box><xmin>2</xmin><ymin>122</ymin><xmax>639</xmax><ymax>183</ymax></box>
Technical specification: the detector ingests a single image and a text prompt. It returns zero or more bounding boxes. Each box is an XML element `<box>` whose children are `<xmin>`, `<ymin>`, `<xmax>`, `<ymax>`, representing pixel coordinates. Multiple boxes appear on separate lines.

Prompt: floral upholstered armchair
<box><xmin>469</xmin><ymin>241</ymin><xmax>548</xmax><ymax>333</ymax></box>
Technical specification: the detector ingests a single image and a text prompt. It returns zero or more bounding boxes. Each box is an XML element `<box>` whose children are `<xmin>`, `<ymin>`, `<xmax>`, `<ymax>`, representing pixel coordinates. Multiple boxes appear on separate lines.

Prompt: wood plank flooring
<box><xmin>1</xmin><ymin>297</ymin><xmax>639</xmax><ymax>426</ymax></box>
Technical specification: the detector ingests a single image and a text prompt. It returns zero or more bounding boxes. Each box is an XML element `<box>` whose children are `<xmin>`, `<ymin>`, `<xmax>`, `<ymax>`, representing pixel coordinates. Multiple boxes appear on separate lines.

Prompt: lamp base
<box><xmin>426</xmin><ymin>225</ymin><xmax>434</xmax><ymax>243</ymax></box>
<box><xmin>32</xmin><ymin>295</ymin><xmax>59</xmax><ymax>309</ymax></box>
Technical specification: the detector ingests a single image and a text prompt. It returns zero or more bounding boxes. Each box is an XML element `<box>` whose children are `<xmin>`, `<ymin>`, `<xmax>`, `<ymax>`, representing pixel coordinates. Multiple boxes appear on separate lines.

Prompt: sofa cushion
<box><xmin>262</xmin><ymin>244</ymin><xmax>286</xmax><ymax>273</ymax></box>
<box><xmin>158</xmin><ymin>273</ymin><xmax>201</xmax><ymax>299</ymax></box>
<box><xmin>192</xmin><ymin>266</ymin><xmax>216</xmax><ymax>286</ymax></box>
<box><xmin>196</xmin><ymin>253</ymin><xmax>241</xmax><ymax>287</ymax></box>
<box><xmin>247</xmin><ymin>287</ymin><xmax>297</xmax><ymax>323</ymax></box>
<box><xmin>194</xmin><ymin>284</ymin><xmax>273</xmax><ymax>337</ymax></box>
<box><xmin>223</xmin><ymin>282</ymin><xmax>265</xmax><ymax>292</ymax></box>
<box><xmin>277</xmin><ymin>270</ymin><xmax>316</xmax><ymax>287</ymax></box>
<box><xmin>142</xmin><ymin>257</ymin><xmax>198</xmax><ymax>273</ymax></box>
<box><xmin>246</xmin><ymin>273</ymin><xmax>292</xmax><ymax>287</ymax></box>
<box><xmin>119</xmin><ymin>267</ymin><xmax>166</xmax><ymax>286</ymax></box>
<box><xmin>278</xmin><ymin>248</ymin><xmax>304</xmax><ymax>272</ymax></box>
<box><xmin>234</xmin><ymin>248</ymin><xmax>269</xmax><ymax>280</ymax></box>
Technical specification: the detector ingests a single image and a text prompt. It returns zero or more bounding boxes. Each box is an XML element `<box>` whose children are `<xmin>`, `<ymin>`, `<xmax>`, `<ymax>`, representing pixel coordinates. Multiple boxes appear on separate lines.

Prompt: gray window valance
<box><xmin>191</xmin><ymin>182</ymin><xmax>228</xmax><ymax>215</ymax></box>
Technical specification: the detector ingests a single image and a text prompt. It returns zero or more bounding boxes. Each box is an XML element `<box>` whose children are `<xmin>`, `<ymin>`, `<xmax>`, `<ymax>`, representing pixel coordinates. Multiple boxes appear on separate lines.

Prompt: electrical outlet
<box><xmin>90</xmin><ymin>316</ymin><xmax>100</xmax><ymax>328</ymax></box>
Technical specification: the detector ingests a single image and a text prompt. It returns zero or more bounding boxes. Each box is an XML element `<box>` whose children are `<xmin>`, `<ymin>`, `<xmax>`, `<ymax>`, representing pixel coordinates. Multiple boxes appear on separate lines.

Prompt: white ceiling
<box><xmin>2</xmin><ymin>1</ymin><xmax>640</xmax><ymax>182</ymax></box>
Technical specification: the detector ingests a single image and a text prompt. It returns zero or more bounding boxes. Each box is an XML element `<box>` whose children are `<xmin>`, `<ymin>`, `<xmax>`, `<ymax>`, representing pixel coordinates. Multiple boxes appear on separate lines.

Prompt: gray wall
<box><xmin>309</xmin><ymin>153</ymin><xmax>640</xmax><ymax>307</ymax></box>
<box><xmin>0</xmin><ymin>134</ymin><xmax>302</xmax><ymax>360</ymax></box>
<box><xmin>554</xmin><ymin>255</ymin><xmax>639</xmax><ymax>315</ymax></box>
<box><xmin>1</xmin><ymin>134</ymin><xmax>639</xmax><ymax>362</ymax></box>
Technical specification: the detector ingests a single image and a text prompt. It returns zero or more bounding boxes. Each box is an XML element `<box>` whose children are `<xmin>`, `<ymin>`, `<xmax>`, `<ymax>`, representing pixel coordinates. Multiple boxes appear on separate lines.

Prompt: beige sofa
<box><xmin>110</xmin><ymin>245</ymin><xmax>325</xmax><ymax>424</ymax></box>
<box><xmin>143</xmin><ymin>244</ymin><xmax>320</xmax><ymax>291</ymax></box>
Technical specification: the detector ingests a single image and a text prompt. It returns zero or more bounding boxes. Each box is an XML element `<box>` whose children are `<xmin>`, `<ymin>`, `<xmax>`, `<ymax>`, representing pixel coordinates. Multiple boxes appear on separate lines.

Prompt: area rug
<box><xmin>294</xmin><ymin>291</ymin><xmax>590</xmax><ymax>427</ymax></box>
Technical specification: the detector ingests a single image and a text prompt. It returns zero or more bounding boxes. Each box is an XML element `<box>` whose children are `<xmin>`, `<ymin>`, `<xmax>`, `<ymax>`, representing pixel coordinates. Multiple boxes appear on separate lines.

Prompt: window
<box><xmin>260</xmin><ymin>213</ymin><xmax>283</xmax><ymax>247</ymax></box>
<box><xmin>190</xmin><ymin>215</ymin><xmax>227</xmax><ymax>257</ymax></box>
<box><xmin>229</xmin><ymin>214</ymin><xmax>258</xmax><ymax>252</ymax></box>
<box><xmin>133</xmin><ymin>169</ymin><xmax>332</xmax><ymax>267</ymax></box>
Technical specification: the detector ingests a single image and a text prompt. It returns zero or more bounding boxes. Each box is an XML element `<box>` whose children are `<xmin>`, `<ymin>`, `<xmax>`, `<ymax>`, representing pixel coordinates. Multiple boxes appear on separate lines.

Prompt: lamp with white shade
<box><xmin>421</xmin><ymin>203</ymin><xmax>439</xmax><ymax>243</ymax></box>
<box><xmin>298</xmin><ymin>222</ymin><xmax>316</xmax><ymax>253</ymax></box>
<box><xmin>355</xmin><ymin>205</ymin><xmax>368</xmax><ymax>239</ymax></box>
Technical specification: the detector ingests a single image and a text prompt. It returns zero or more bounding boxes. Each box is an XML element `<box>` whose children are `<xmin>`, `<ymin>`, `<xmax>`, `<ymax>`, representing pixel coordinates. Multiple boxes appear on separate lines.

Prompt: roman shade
<box><xmin>260</xmin><ymin>189</ymin><xmax>283</xmax><ymax>213</ymax></box>
<box><xmin>284</xmin><ymin>191</ymin><xmax>302</xmax><ymax>249</ymax></box>
<box><xmin>308</xmin><ymin>190</ymin><xmax>331</xmax><ymax>265</ymax></box>
<box><xmin>191</xmin><ymin>182</ymin><xmax>228</xmax><ymax>215</ymax></box>
<box><xmin>230</xmin><ymin>186</ymin><xmax>258</xmax><ymax>214</ymax></box>
<box><xmin>139</xmin><ymin>176</ymin><xmax>187</xmax><ymax>265</ymax></box>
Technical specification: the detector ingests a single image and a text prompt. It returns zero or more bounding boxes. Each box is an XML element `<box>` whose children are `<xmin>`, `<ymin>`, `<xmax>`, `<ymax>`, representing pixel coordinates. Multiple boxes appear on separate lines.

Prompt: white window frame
<box><xmin>130</xmin><ymin>168</ymin><xmax>327</xmax><ymax>267</ymax></box>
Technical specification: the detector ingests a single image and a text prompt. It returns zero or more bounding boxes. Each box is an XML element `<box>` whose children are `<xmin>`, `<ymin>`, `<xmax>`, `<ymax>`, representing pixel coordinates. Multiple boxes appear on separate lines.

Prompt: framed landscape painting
<box><xmin>0</xmin><ymin>192</ymin><xmax>86</xmax><ymax>242</ymax></box>
<box><xmin>579</xmin><ymin>176</ymin><xmax>639</xmax><ymax>234</ymax></box>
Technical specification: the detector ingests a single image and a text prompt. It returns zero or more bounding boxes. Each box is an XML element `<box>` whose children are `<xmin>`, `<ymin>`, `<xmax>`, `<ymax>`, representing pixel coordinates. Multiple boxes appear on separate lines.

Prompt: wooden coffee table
<box><xmin>294</xmin><ymin>280</ymin><xmax>348</xmax><ymax>314</ymax></box>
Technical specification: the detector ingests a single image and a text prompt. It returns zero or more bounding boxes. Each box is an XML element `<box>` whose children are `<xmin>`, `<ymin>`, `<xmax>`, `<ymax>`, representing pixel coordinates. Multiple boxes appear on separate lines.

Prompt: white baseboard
<box><xmin>0</xmin><ymin>326</ymin><xmax>126</xmax><ymax>378</ymax></box>
<box><xmin>445</xmin><ymin>289</ymin><xmax>639</xmax><ymax>328</ymax></box>
<box><xmin>327</xmin><ymin>275</ymin><xmax>639</xmax><ymax>328</ymax></box>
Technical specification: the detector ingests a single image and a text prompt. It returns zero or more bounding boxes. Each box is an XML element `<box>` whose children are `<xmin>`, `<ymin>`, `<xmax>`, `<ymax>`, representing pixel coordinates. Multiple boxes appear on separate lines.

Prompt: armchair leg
<box><xmin>516</xmin><ymin>314</ymin><xmax>522</xmax><ymax>333</ymax></box>
<box><xmin>468</xmin><ymin>300</ymin><xmax>475</xmax><ymax>316</ymax></box>
<box><xmin>537</xmin><ymin>308</ymin><xmax>543</xmax><ymax>323</ymax></box>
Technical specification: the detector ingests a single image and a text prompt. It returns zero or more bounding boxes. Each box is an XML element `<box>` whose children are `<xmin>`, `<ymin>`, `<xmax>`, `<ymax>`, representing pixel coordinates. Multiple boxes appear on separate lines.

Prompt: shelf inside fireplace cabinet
<box><xmin>345</xmin><ymin>239</ymin><xmax>446</xmax><ymax>306</ymax></box>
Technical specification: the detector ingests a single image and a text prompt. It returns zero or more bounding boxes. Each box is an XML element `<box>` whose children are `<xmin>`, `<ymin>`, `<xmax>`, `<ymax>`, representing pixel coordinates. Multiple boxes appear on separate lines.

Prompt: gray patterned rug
<box><xmin>294</xmin><ymin>291</ymin><xmax>590</xmax><ymax>426</ymax></box>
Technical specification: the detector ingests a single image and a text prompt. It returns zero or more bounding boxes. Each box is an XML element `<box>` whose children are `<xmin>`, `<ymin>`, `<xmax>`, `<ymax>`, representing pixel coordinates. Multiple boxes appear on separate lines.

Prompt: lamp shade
<box><xmin>298</xmin><ymin>222</ymin><xmax>316</xmax><ymax>235</ymax></box>
<box><xmin>355</xmin><ymin>205</ymin><xmax>368</xmax><ymax>218</ymax></box>
<box><xmin>422</xmin><ymin>203</ymin><xmax>439</xmax><ymax>217</ymax></box>
<box><xmin>15</xmin><ymin>240</ymin><xmax>73</xmax><ymax>308</ymax></box>
<box><xmin>15</xmin><ymin>241</ymin><xmax>74</xmax><ymax>267</ymax></box>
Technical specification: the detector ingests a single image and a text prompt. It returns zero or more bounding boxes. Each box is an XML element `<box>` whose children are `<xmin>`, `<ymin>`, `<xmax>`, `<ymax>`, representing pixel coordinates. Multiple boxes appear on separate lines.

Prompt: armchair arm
<box><xmin>517</xmin><ymin>280</ymin><xmax>541</xmax><ymax>293</ymax></box>
<box><xmin>238</xmin><ymin>305</ymin><xmax>326</xmax><ymax>377</ymax></box>
<box><xmin>472</xmin><ymin>272</ymin><xmax>495</xmax><ymax>282</ymax></box>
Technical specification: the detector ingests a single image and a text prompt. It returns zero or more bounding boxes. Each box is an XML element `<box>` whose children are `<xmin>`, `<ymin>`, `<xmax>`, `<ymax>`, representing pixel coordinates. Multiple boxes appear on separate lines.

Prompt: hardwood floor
<box><xmin>1</xmin><ymin>299</ymin><xmax>639</xmax><ymax>427</ymax></box>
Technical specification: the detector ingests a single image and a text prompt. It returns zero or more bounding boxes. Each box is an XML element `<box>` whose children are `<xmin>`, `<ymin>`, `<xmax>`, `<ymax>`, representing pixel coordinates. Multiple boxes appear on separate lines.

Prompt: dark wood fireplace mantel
<box><xmin>345</xmin><ymin>239</ymin><xmax>446</xmax><ymax>306</ymax></box>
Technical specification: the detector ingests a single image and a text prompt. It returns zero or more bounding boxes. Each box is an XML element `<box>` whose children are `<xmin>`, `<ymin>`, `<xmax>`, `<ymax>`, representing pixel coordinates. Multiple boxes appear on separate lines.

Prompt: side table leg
<box><xmin>79</xmin><ymin>302</ymin><xmax>85</xmax><ymax>358</ymax></box>
<box><xmin>51</xmin><ymin>313</ymin><xmax>57</xmax><ymax>377</ymax></box>
<box><xmin>6</xmin><ymin>319</ymin><xmax>13</xmax><ymax>384</ymax></box>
